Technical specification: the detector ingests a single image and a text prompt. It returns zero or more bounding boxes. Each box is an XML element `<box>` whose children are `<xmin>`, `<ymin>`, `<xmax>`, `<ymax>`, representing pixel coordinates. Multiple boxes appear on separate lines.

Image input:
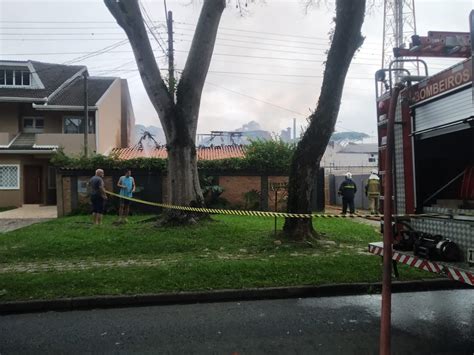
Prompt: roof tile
<box><xmin>111</xmin><ymin>145</ymin><xmax>246</xmax><ymax>160</ymax></box>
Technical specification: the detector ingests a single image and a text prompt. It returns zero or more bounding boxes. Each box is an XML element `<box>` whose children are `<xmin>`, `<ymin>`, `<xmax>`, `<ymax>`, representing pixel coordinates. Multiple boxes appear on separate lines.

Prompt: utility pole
<box><xmin>166</xmin><ymin>9</ymin><xmax>175</xmax><ymax>98</ymax></box>
<box><xmin>83</xmin><ymin>71</ymin><xmax>89</xmax><ymax>157</ymax></box>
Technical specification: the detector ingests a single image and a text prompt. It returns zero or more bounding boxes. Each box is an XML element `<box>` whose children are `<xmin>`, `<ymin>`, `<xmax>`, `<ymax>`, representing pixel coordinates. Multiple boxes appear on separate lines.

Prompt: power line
<box><xmin>0</xmin><ymin>38</ymin><xmax>130</xmax><ymax>41</ymax></box>
<box><xmin>206</xmin><ymin>72</ymin><xmax>374</xmax><ymax>91</ymax></box>
<box><xmin>93</xmin><ymin>66</ymin><xmax>374</xmax><ymax>81</ymax></box>
<box><xmin>205</xmin><ymin>81</ymin><xmax>306</xmax><ymax>116</ymax></box>
<box><xmin>176</xmin><ymin>49</ymin><xmax>381</xmax><ymax>66</ymax></box>
<box><xmin>0</xmin><ymin>19</ymin><xmax>380</xmax><ymax>46</ymax></box>
<box><xmin>173</xmin><ymin>26</ymin><xmax>381</xmax><ymax>48</ymax></box>
<box><xmin>139</xmin><ymin>0</ymin><xmax>168</xmax><ymax>57</ymax></box>
<box><xmin>174</xmin><ymin>20</ymin><xmax>382</xmax><ymax>46</ymax></box>
<box><xmin>63</xmin><ymin>39</ymin><xmax>129</xmax><ymax>65</ymax></box>
<box><xmin>0</xmin><ymin>20</ymin><xmax>144</xmax><ymax>24</ymax></box>
<box><xmin>175</xmin><ymin>38</ymin><xmax>381</xmax><ymax>61</ymax></box>
<box><xmin>23</xmin><ymin>40</ymin><xmax>131</xmax><ymax>76</ymax></box>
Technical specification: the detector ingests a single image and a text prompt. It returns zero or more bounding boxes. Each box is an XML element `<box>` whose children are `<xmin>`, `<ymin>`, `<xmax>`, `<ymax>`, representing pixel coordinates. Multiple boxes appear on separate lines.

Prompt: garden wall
<box><xmin>56</xmin><ymin>168</ymin><xmax>324</xmax><ymax>216</ymax></box>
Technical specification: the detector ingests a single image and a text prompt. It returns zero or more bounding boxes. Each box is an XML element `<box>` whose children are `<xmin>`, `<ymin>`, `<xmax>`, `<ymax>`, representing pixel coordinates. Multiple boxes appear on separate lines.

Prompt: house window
<box><xmin>0</xmin><ymin>69</ymin><xmax>31</xmax><ymax>87</ymax></box>
<box><xmin>63</xmin><ymin>116</ymin><xmax>95</xmax><ymax>134</ymax></box>
<box><xmin>23</xmin><ymin>117</ymin><xmax>44</xmax><ymax>133</ymax></box>
<box><xmin>0</xmin><ymin>165</ymin><xmax>20</xmax><ymax>190</ymax></box>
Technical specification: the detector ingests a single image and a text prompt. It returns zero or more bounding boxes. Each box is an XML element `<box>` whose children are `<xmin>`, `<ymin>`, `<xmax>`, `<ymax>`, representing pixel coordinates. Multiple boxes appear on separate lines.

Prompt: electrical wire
<box><xmin>139</xmin><ymin>0</ymin><xmax>168</xmax><ymax>57</ymax></box>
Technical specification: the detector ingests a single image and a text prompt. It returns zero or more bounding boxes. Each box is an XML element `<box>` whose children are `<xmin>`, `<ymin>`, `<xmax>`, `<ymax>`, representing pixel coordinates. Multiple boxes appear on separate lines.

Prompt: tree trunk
<box><xmin>283</xmin><ymin>0</ymin><xmax>366</xmax><ymax>240</ymax></box>
<box><xmin>105</xmin><ymin>0</ymin><xmax>225</xmax><ymax>225</ymax></box>
<box><xmin>163</xmin><ymin>134</ymin><xmax>205</xmax><ymax>224</ymax></box>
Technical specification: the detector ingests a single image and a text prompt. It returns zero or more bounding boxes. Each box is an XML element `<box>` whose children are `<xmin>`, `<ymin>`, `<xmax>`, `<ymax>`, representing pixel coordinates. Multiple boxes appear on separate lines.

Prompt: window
<box><xmin>6</xmin><ymin>70</ymin><xmax>13</xmax><ymax>85</ymax></box>
<box><xmin>63</xmin><ymin>116</ymin><xmax>95</xmax><ymax>134</ymax></box>
<box><xmin>0</xmin><ymin>68</ymin><xmax>31</xmax><ymax>87</ymax></box>
<box><xmin>23</xmin><ymin>117</ymin><xmax>44</xmax><ymax>133</ymax></box>
<box><xmin>22</xmin><ymin>71</ymin><xmax>30</xmax><ymax>86</ymax></box>
<box><xmin>0</xmin><ymin>165</ymin><xmax>20</xmax><ymax>190</ymax></box>
<box><xmin>23</xmin><ymin>118</ymin><xmax>34</xmax><ymax>129</ymax></box>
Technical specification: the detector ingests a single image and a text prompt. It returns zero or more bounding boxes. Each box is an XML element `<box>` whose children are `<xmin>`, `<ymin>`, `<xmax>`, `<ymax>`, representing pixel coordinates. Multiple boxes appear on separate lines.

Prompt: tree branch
<box><xmin>104</xmin><ymin>0</ymin><xmax>173</xmax><ymax>137</ymax></box>
<box><xmin>177</xmin><ymin>0</ymin><xmax>226</xmax><ymax>137</ymax></box>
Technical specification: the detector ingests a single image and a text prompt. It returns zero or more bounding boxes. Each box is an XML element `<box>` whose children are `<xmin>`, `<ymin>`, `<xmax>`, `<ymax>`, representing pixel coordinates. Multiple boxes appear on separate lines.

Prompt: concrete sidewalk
<box><xmin>0</xmin><ymin>205</ymin><xmax>57</xmax><ymax>219</ymax></box>
<box><xmin>0</xmin><ymin>205</ymin><xmax>57</xmax><ymax>233</ymax></box>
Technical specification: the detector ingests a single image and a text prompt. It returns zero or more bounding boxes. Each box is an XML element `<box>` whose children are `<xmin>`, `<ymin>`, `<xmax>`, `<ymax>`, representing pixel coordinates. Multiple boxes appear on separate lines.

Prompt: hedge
<box><xmin>51</xmin><ymin>140</ymin><xmax>296</xmax><ymax>173</ymax></box>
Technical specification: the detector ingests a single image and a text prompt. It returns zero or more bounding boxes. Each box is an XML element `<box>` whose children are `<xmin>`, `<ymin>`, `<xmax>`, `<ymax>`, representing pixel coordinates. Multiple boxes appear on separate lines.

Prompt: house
<box><xmin>321</xmin><ymin>141</ymin><xmax>378</xmax><ymax>175</ymax></box>
<box><xmin>0</xmin><ymin>60</ymin><xmax>135</xmax><ymax>207</ymax></box>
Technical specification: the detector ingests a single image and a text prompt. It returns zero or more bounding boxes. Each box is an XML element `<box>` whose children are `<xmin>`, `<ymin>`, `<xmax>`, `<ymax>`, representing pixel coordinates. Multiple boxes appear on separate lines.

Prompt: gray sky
<box><xmin>1</xmin><ymin>0</ymin><xmax>471</xmax><ymax>141</ymax></box>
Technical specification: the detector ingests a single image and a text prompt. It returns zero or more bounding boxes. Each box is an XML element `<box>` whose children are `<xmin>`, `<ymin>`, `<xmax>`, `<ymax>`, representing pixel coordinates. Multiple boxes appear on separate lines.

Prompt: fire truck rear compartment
<box><xmin>414</xmin><ymin>126</ymin><xmax>474</xmax><ymax>210</ymax></box>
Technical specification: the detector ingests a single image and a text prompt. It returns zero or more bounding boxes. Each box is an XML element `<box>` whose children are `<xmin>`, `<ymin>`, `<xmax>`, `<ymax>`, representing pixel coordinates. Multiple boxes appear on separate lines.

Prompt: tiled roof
<box><xmin>112</xmin><ymin>145</ymin><xmax>246</xmax><ymax>160</ymax></box>
<box><xmin>49</xmin><ymin>76</ymin><xmax>116</xmax><ymax>106</ymax></box>
<box><xmin>0</xmin><ymin>60</ymin><xmax>85</xmax><ymax>100</ymax></box>
<box><xmin>0</xmin><ymin>60</ymin><xmax>116</xmax><ymax>106</ymax></box>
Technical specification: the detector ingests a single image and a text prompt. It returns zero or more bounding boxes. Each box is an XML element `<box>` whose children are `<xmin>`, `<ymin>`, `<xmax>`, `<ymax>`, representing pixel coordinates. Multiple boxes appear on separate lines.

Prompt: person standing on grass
<box><xmin>338</xmin><ymin>172</ymin><xmax>357</xmax><ymax>216</ymax></box>
<box><xmin>117</xmin><ymin>169</ymin><xmax>135</xmax><ymax>223</ymax></box>
<box><xmin>365</xmin><ymin>169</ymin><xmax>381</xmax><ymax>214</ymax></box>
<box><xmin>89</xmin><ymin>169</ymin><xmax>107</xmax><ymax>225</ymax></box>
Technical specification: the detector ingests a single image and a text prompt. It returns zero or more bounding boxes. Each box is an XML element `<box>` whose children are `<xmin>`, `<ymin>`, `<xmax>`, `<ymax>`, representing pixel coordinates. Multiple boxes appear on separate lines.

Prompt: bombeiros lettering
<box><xmin>412</xmin><ymin>68</ymin><xmax>471</xmax><ymax>102</ymax></box>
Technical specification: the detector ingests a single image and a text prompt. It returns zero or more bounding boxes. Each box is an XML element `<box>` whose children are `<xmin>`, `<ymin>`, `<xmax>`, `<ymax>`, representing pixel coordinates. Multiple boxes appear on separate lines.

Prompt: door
<box><xmin>24</xmin><ymin>166</ymin><xmax>43</xmax><ymax>204</ymax></box>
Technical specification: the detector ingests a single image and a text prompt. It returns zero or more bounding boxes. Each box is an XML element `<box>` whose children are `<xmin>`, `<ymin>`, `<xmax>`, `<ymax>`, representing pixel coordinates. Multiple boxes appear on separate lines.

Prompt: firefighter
<box><xmin>338</xmin><ymin>172</ymin><xmax>357</xmax><ymax>215</ymax></box>
<box><xmin>365</xmin><ymin>169</ymin><xmax>381</xmax><ymax>214</ymax></box>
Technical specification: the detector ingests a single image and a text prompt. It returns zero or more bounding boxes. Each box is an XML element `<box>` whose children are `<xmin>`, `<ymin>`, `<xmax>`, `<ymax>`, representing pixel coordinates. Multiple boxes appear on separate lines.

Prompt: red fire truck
<box><xmin>368</xmin><ymin>15</ymin><xmax>473</xmax><ymax>286</ymax></box>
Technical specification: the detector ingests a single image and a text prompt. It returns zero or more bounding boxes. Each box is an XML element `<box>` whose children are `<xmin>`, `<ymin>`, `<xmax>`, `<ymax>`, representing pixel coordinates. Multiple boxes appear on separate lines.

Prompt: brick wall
<box><xmin>62</xmin><ymin>177</ymin><xmax>72</xmax><ymax>215</ymax></box>
<box><xmin>219</xmin><ymin>175</ymin><xmax>261</xmax><ymax>207</ymax></box>
<box><xmin>57</xmin><ymin>170</ymin><xmax>324</xmax><ymax>215</ymax></box>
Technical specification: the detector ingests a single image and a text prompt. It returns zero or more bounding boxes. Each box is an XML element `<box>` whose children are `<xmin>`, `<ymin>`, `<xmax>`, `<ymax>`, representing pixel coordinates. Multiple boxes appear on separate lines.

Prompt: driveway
<box><xmin>0</xmin><ymin>205</ymin><xmax>57</xmax><ymax>233</ymax></box>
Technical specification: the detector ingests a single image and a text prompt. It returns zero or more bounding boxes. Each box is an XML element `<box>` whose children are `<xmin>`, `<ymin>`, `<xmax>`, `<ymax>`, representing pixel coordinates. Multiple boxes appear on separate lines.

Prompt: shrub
<box><xmin>51</xmin><ymin>139</ymin><xmax>295</xmax><ymax>174</ymax></box>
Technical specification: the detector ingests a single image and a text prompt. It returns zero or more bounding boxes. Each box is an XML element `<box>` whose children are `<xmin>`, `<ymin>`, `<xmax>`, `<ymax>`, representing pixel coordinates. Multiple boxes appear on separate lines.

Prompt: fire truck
<box><xmin>368</xmin><ymin>13</ymin><xmax>474</xmax><ymax>286</ymax></box>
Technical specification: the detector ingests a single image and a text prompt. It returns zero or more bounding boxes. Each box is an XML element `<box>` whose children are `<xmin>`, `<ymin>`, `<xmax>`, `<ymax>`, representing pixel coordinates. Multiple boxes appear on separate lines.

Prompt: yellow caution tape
<box><xmin>106</xmin><ymin>191</ymin><xmax>441</xmax><ymax>219</ymax></box>
<box><xmin>106</xmin><ymin>190</ymin><xmax>428</xmax><ymax>219</ymax></box>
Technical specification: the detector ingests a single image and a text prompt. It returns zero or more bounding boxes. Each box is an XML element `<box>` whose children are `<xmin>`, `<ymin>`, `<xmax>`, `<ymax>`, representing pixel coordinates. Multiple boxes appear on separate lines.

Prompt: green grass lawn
<box><xmin>0</xmin><ymin>215</ymin><xmax>434</xmax><ymax>301</ymax></box>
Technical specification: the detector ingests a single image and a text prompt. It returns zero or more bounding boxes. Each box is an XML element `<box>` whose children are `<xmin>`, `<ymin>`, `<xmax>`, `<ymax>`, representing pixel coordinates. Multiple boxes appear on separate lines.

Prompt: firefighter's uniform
<box><xmin>339</xmin><ymin>174</ymin><xmax>357</xmax><ymax>215</ymax></box>
<box><xmin>365</xmin><ymin>172</ymin><xmax>381</xmax><ymax>214</ymax></box>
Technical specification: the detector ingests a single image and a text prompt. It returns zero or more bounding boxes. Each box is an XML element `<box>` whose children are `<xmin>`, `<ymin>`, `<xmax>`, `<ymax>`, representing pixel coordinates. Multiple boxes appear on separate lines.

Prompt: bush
<box><xmin>51</xmin><ymin>149</ymin><xmax>167</xmax><ymax>171</ymax></box>
<box><xmin>244</xmin><ymin>139</ymin><xmax>295</xmax><ymax>172</ymax></box>
<box><xmin>51</xmin><ymin>139</ymin><xmax>296</xmax><ymax>174</ymax></box>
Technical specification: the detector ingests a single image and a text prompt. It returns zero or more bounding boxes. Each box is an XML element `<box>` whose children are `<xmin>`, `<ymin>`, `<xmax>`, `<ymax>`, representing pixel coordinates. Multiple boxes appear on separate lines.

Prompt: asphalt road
<box><xmin>1</xmin><ymin>290</ymin><xmax>473</xmax><ymax>354</ymax></box>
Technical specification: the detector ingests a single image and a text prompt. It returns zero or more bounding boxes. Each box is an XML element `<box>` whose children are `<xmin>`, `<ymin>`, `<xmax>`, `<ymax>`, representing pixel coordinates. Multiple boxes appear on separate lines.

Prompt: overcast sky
<box><xmin>1</xmin><ymin>0</ymin><xmax>472</xmax><ymax>142</ymax></box>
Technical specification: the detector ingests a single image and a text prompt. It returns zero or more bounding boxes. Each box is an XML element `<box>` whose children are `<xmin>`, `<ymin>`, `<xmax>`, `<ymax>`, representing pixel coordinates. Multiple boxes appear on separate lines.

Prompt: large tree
<box><xmin>105</xmin><ymin>0</ymin><xmax>226</xmax><ymax>223</ymax></box>
<box><xmin>283</xmin><ymin>0</ymin><xmax>367</xmax><ymax>240</ymax></box>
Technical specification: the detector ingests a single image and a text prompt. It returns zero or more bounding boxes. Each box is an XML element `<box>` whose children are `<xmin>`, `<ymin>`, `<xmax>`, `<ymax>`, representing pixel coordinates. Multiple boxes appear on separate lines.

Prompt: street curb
<box><xmin>0</xmin><ymin>279</ymin><xmax>470</xmax><ymax>315</ymax></box>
